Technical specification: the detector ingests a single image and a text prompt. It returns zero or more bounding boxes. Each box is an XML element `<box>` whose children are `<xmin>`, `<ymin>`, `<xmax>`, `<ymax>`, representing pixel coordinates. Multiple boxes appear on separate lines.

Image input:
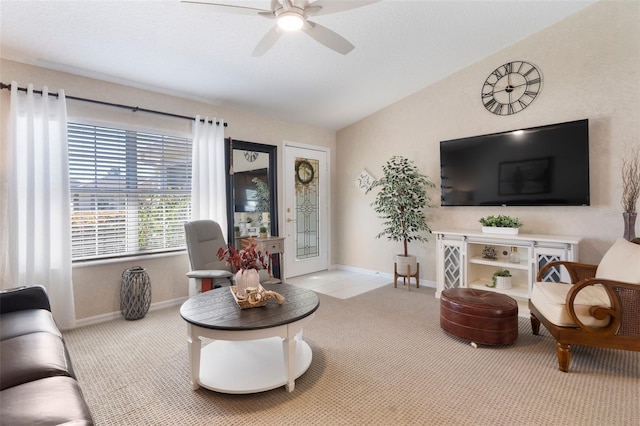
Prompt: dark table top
<box><xmin>180</xmin><ymin>283</ymin><xmax>320</xmax><ymax>331</ymax></box>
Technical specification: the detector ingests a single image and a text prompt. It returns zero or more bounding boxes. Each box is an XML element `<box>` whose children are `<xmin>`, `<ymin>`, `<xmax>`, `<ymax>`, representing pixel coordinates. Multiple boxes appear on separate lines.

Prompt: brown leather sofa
<box><xmin>0</xmin><ymin>285</ymin><xmax>94</xmax><ymax>425</ymax></box>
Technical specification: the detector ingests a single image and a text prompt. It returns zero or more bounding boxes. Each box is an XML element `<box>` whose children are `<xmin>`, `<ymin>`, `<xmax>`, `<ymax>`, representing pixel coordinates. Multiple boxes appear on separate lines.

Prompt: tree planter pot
<box><xmin>395</xmin><ymin>254</ymin><xmax>417</xmax><ymax>276</ymax></box>
<box><xmin>482</xmin><ymin>226</ymin><xmax>519</xmax><ymax>235</ymax></box>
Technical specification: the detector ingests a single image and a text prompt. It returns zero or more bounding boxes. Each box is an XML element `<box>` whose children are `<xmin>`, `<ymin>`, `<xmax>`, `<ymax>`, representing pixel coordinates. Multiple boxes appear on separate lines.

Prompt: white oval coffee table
<box><xmin>180</xmin><ymin>283</ymin><xmax>319</xmax><ymax>393</ymax></box>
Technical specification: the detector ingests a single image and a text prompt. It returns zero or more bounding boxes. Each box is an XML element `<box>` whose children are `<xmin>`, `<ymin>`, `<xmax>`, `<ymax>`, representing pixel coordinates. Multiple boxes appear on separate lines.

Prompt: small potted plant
<box><xmin>489</xmin><ymin>268</ymin><xmax>512</xmax><ymax>289</ymax></box>
<box><xmin>479</xmin><ymin>215</ymin><xmax>523</xmax><ymax>235</ymax></box>
<box><xmin>367</xmin><ymin>155</ymin><xmax>437</xmax><ymax>276</ymax></box>
<box><xmin>234</xmin><ymin>225</ymin><xmax>241</xmax><ymax>238</ymax></box>
<box><xmin>259</xmin><ymin>226</ymin><xmax>268</xmax><ymax>239</ymax></box>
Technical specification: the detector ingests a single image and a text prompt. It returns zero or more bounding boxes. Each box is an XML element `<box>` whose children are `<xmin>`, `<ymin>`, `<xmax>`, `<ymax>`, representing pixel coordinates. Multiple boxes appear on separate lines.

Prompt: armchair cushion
<box><xmin>530</xmin><ymin>282</ymin><xmax>610</xmax><ymax>327</ymax></box>
<box><xmin>595</xmin><ymin>237</ymin><xmax>640</xmax><ymax>284</ymax></box>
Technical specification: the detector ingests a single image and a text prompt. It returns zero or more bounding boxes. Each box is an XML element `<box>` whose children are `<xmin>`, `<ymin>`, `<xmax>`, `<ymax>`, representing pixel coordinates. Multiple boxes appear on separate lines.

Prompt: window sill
<box><xmin>72</xmin><ymin>250</ymin><xmax>187</xmax><ymax>269</ymax></box>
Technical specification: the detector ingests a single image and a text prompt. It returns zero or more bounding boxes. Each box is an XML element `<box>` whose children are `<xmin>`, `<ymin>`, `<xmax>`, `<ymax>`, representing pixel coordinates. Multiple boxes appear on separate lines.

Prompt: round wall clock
<box><xmin>244</xmin><ymin>151</ymin><xmax>258</xmax><ymax>162</ymax></box>
<box><xmin>296</xmin><ymin>160</ymin><xmax>314</xmax><ymax>185</ymax></box>
<box><xmin>481</xmin><ymin>61</ymin><xmax>542</xmax><ymax>116</ymax></box>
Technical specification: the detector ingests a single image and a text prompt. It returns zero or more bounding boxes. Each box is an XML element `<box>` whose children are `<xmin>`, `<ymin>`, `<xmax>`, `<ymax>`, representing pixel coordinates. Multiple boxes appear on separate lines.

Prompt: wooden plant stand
<box><xmin>394</xmin><ymin>262</ymin><xmax>419</xmax><ymax>291</ymax></box>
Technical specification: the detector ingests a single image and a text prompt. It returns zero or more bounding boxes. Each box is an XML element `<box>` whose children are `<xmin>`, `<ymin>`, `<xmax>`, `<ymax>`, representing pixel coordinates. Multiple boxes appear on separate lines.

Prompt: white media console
<box><xmin>434</xmin><ymin>229</ymin><xmax>581</xmax><ymax>314</ymax></box>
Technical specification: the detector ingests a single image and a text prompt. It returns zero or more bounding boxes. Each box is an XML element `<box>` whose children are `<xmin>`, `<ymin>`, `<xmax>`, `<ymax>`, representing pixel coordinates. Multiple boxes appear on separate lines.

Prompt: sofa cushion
<box><xmin>530</xmin><ymin>282</ymin><xmax>611</xmax><ymax>327</ymax></box>
<box><xmin>0</xmin><ymin>309</ymin><xmax>62</xmax><ymax>341</ymax></box>
<box><xmin>595</xmin><ymin>237</ymin><xmax>640</xmax><ymax>284</ymax></box>
<box><xmin>0</xmin><ymin>332</ymin><xmax>75</xmax><ymax>390</ymax></box>
<box><xmin>0</xmin><ymin>376</ymin><xmax>93</xmax><ymax>426</ymax></box>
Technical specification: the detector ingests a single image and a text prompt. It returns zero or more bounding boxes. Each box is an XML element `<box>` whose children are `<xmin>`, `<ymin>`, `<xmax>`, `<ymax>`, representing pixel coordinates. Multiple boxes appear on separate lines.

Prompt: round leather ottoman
<box><xmin>440</xmin><ymin>288</ymin><xmax>518</xmax><ymax>345</ymax></box>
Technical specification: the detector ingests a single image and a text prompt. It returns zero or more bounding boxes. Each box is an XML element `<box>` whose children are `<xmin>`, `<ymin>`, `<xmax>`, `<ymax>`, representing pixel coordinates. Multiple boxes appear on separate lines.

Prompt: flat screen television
<box><xmin>440</xmin><ymin>119</ymin><xmax>590</xmax><ymax>206</ymax></box>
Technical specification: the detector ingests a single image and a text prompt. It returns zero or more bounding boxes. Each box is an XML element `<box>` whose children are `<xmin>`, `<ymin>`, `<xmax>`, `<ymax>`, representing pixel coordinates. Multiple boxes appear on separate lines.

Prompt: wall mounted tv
<box><xmin>440</xmin><ymin>119</ymin><xmax>589</xmax><ymax>206</ymax></box>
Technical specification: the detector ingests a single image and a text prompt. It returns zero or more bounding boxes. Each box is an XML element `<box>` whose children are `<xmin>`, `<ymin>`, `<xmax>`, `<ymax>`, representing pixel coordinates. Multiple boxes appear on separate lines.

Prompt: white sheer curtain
<box><xmin>190</xmin><ymin>116</ymin><xmax>228</xmax><ymax>231</ymax></box>
<box><xmin>3</xmin><ymin>82</ymin><xmax>76</xmax><ymax>329</ymax></box>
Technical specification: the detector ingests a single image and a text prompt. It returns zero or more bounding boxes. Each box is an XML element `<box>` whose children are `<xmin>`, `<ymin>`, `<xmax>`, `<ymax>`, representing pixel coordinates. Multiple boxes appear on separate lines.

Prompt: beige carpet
<box><xmin>63</xmin><ymin>285</ymin><xmax>639</xmax><ymax>425</ymax></box>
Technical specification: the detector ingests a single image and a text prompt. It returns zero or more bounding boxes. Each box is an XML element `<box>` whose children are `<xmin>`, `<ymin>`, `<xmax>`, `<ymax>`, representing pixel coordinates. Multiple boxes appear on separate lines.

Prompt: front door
<box><xmin>283</xmin><ymin>143</ymin><xmax>329</xmax><ymax>279</ymax></box>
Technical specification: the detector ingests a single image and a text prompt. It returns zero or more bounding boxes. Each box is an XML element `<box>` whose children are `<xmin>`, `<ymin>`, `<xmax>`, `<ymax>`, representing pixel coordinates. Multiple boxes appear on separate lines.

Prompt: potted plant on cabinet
<box><xmin>490</xmin><ymin>268</ymin><xmax>512</xmax><ymax>289</ymax></box>
<box><xmin>367</xmin><ymin>155</ymin><xmax>437</xmax><ymax>276</ymax></box>
<box><xmin>479</xmin><ymin>215</ymin><xmax>523</xmax><ymax>235</ymax></box>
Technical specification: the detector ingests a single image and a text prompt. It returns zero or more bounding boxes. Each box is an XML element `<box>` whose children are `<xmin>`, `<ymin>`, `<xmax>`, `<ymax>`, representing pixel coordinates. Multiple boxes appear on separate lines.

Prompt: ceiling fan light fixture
<box><xmin>277</xmin><ymin>12</ymin><xmax>304</xmax><ymax>31</ymax></box>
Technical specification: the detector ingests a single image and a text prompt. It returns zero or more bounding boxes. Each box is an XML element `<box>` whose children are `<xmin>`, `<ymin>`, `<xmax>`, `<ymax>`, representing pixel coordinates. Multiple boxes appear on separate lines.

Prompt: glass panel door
<box><xmin>284</xmin><ymin>144</ymin><xmax>328</xmax><ymax>278</ymax></box>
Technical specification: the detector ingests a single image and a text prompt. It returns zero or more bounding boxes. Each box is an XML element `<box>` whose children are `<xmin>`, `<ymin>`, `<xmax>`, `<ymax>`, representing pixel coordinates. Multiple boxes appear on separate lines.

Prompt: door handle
<box><xmin>287</xmin><ymin>218</ymin><xmax>296</xmax><ymax>223</ymax></box>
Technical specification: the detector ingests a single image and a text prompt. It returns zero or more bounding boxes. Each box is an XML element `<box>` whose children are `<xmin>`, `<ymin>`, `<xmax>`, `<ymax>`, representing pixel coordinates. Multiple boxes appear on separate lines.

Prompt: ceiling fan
<box><xmin>183</xmin><ymin>0</ymin><xmax>379</xmax><ymax>56</ymax></box>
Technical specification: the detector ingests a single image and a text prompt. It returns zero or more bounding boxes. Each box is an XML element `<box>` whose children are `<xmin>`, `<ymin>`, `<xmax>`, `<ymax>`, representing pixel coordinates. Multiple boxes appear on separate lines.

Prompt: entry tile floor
<box><xmin>286</xmin><ymin>269</ymin><xmax>392</xmax><ymax>299</ymax></box>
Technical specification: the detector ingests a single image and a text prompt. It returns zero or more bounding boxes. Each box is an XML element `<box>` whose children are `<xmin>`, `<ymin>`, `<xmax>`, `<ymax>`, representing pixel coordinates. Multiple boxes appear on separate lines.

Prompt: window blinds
<box><xmin>68</xmin><ymin>123</ymin><xmax>192</xmax><ymax>260</ymax></box>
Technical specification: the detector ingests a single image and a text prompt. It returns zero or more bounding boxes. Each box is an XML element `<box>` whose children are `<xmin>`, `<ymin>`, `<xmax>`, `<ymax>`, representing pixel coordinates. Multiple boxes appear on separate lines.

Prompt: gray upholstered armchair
<box><xmin>184</xmin><ymin>220</ymin><xmax>234</xmax><ymax>296</ymax></box>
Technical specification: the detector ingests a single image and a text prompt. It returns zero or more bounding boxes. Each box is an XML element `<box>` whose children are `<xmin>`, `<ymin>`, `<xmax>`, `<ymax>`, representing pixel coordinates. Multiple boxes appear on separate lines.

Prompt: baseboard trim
<box><xmin>74</xmin><ymin>297</ymin><xmax>188</xmax><ymax>329</ymax></box>
<box><xmin>332</xmin><ymin>264</ymin><xmax>436</xmax><ymax>289</ymax></box>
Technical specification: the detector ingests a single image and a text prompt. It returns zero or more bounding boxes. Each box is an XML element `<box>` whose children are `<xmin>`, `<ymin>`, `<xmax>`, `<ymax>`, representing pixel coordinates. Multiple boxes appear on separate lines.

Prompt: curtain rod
<box><xmin>0</xmin><ymin>82</ymin><xmax>227</xmax><ymax>127</ymax></box>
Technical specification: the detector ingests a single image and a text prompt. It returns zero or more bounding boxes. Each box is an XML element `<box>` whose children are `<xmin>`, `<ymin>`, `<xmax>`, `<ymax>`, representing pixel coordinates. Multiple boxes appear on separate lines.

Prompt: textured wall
<box><xmin>0</xmin><ymin>59</ymin><xmax>336</xmax><ymax>321</ymax></box>
<box><xmin>334</xmin><ymin>1</ymin><xmax>640</xmax><ymax>280</ymax></box>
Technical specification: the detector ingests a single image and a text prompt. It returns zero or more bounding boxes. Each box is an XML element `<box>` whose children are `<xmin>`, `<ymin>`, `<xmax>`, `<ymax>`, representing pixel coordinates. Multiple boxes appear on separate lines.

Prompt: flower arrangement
<box><xmin>621</xmin><ymin>146</ymin><xmax>640</xmax><ymax>213</ymax></box>
<box><xmin>217</xmin><ymin>238</ymin><xmax>271</xmax><ymax>274</ymax></box>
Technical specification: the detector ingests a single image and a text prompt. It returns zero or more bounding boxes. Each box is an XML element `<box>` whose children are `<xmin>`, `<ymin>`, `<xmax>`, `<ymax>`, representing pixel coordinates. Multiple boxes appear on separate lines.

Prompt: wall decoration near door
<box><xmin>295</xmin><ymin>158</ymin><xmax>320</xmax><ymax>260</ymax></box>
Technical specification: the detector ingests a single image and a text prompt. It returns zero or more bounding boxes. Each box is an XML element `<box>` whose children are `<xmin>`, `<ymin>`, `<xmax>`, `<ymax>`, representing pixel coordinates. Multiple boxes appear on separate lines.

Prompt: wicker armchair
<box><xmin>529</xmin><ymin>238</ymin><xmax>640</xmax><ymax>372</ymax></box>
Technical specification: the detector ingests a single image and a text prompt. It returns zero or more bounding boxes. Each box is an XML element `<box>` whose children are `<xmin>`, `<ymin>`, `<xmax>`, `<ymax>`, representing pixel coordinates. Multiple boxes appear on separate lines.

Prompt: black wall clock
<box><xmin>481</xmin><ymin>61</ymin><xmax>542</xmax><ymax>115</ymax></box>
<box><xmin>244</xmin><ymin>151</ymin><xmax>258</xmax><ymax>162</ymax></box>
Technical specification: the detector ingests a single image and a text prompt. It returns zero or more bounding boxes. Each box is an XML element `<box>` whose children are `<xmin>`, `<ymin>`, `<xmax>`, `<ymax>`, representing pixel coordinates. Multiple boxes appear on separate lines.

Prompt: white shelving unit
<box><xmin>435</xmin><ymin>229</ymin><xmax>581</xmax><ymax>315</ymax></box>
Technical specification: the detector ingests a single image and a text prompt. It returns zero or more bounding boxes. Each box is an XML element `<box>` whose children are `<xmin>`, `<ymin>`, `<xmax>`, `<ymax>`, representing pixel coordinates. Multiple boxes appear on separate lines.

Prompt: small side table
<box><xmin>247</xmin><ymin>236</ymin><xmax>285</xmax><ymax>283</ymax></box>
<box><xmin>394</xmin><ymin>262</ymin><xmax>419</xmax><ymax>291</ymax></box>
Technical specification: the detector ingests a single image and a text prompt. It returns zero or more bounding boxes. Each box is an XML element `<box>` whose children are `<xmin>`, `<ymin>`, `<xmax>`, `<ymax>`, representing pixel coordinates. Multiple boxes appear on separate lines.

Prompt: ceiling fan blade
<box><xmin>252</xmin><ymin>26</ymin><xmax>282</xmax><ymax>56</ymax></box>
<box><xmin>305</xmin><ymin>0</ymin><xmax>379</xmax><ymax>17</ymax></box>
<box><xmin>303</xmin><ymin>21</ymin><xmax>354</xmax><ymax>55</ymax></box>
<box><xmin>181</xmin><ymin>1</ymin><xmax>269</xmax><ymax>15</ymax></box>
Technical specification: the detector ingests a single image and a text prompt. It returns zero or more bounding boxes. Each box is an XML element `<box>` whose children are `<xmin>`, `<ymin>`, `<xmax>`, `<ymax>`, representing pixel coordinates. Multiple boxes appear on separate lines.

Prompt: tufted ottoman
<box><xmin>440</xmin><ymin>288</ymin><xmax>518</xmax><ymax>345</ymax></box>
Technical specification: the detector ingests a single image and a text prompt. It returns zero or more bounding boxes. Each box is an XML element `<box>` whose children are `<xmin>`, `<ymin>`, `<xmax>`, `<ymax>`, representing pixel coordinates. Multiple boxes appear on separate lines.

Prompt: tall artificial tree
<box><xmin>367</xmin><ymin>156</ymin><xmax>436</xmax><ymax>257</ymax></box>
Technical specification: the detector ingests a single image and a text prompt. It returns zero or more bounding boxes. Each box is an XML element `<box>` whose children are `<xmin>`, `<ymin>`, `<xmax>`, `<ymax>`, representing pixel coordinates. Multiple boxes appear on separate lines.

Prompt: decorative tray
<box><xmin>230</xmin><ymin>284</ymin><xmax>285</xmax><ymax>309</ymax></box>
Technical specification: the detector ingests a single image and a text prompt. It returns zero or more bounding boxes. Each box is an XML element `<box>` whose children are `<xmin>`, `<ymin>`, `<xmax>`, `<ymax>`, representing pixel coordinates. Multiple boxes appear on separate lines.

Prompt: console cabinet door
<box><xmin>534</xmin><ymin>245</ymin><xmax>573</xmax><ymax>284</ymax></box>
<box><xmin>436</xmin><ymin>238</ymin><xmax>464</xmax><ymax>297</ymax></box>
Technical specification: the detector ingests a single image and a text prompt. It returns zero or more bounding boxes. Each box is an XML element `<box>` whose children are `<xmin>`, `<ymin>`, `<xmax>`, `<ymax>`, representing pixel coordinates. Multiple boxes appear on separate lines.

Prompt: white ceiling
<box><xmin>0</xmin><ymin>0</ymin><xmax>596</xmax><ymax>130</ymax></box>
